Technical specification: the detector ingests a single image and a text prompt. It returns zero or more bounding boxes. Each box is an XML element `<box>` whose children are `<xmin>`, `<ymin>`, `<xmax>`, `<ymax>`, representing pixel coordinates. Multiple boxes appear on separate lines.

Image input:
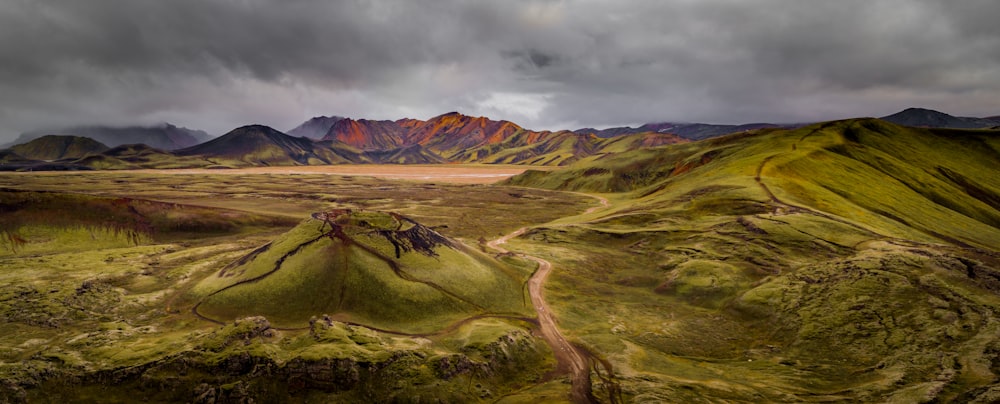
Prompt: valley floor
<box><xmin>4</xmin><ymin>164</ymin><xmax>547</xmax><ymax>184</ymax></box>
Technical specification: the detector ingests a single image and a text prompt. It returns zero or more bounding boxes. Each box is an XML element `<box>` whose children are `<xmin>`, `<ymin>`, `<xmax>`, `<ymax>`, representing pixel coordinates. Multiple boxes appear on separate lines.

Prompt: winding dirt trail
<box><xmin>487</xmin><ymin>194</ymin><xmax>611</xmax><ymax>403</ymax></box>
<box><xmin>580</xmin><ymin>193</ymin><xmax>611</xmax><ymax>215</ymax></box>
<box><xmin>488</xmin><ymin>229</ymin><xmax>594</xmax><ymax>403</ymax></box>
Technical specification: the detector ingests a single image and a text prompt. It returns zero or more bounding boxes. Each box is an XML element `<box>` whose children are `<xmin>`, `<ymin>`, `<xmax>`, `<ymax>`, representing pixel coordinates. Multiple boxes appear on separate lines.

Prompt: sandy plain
<box><xmin>115</xmin><ymin>164</ymin><xmax>550</xmax><ymax>184</ymax></box>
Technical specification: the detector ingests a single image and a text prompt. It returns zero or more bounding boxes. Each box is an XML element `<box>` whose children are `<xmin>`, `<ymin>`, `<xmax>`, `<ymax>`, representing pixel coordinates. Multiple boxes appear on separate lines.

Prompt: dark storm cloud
<box><xmin>1</xmin><ymin>0</ymin><xmax>998</xmax><ymax>141</ymax></box>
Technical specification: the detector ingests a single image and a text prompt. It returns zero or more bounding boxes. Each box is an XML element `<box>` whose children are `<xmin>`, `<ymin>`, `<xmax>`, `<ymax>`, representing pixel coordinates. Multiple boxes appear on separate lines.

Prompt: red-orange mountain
<box><xmin>323</xmin><ymin>112</ymin><xmax>519</xmax><ymax>151</ymax></box>
<box><xmin>401</xmin><ymin>112</ymin><xmax>522</xmax><ymax>150</ymax></box>
<box><xmin>323</xmin><ymin>112</ymin><xmax>687</xmax><ymax>163</ymax></box>
<box><xmin>325</xmin><ymin>119</ymin><xmax>405</xmax><ymax>150</ymax></box>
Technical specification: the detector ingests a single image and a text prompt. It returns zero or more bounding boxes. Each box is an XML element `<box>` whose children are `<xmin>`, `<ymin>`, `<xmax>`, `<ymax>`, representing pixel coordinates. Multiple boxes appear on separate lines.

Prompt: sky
<box><xmin>1</xmin><ymin>0</ymin><xmax>999</xmax><ymax>141</ymax></box>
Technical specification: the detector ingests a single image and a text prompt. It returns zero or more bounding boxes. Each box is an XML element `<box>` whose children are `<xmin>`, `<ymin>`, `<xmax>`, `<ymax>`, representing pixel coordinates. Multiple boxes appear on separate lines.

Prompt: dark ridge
<box><xmin>880</xmin><ymin>107</ymin><xmax>999</xmax><ymax>129</ymax></box>
<box><xmin>14</xmin><ymin>123</ymin><xmax>211</xmax><ymax>150</ymax></box>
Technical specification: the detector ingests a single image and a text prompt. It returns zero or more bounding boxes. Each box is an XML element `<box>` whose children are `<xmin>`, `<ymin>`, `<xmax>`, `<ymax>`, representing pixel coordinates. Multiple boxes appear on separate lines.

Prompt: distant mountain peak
<box><xmin>880</xmin><ymin>107</ymin><xmax>997</xmax><ymax>129</ymax></box>
<box><xmin>884</xmin><ymin>107</ymin><xmax>953</xmax><ymax>119</ymax></box>
<box><xmin>287</xmin><ymin>115</ymin><xmax>345</xmax><ymax>139</ymax></box>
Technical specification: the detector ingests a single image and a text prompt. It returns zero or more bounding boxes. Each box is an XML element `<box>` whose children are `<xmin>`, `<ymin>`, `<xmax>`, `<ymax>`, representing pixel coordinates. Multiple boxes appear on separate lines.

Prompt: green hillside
<box><xmin>509</xmin><ymin>119</ymin><xmax>1000</xmax><ymax>249</ymax></box>
<box><xmin>503</xmin><ymin>119</ymin><xmax>1000</xmax><ymax>401</ymax></box>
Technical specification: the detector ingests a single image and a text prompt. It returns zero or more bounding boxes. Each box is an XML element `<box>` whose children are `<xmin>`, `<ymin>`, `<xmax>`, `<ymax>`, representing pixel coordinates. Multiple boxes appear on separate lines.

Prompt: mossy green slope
<box><xmin>448</xmin><ymin>130</ymin><xmax>687</xmax><ymax>166</ymax></box>
<box><xmin>502</xmin><ymin>119</ymin><xmax>1000</xmax><ymax>401</ymax></box>
<box><xmin>192</xmin><ymin>210</ymin><xmax>530</xmax><ymax>332</ymax></box>
<box><xmin>0</xmin><ymin>190</ymin><xmax>295</xmax><ymax>256</ymax></box>
<box><xmin>509</xmin><ymin>119</ymin><xmax>1000</xmax><ymax>249</ymax></box>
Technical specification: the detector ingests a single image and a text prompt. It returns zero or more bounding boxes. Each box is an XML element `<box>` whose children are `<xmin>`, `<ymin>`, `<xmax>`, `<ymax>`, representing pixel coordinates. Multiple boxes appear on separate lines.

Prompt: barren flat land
<box><xmin>119</xmin><ymin>164</ymin><xmax>545</xmax><ymax>184</ymax></box>
<box><xmin>2</xmin><ymin>165</ymin><xmax>545</xmax><ymax>184</ymax></box>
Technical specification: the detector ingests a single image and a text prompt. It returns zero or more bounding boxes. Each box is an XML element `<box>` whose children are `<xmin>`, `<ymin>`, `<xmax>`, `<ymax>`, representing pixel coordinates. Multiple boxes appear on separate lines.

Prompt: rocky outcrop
<box><xmin>10</xmin><ymin>317</ymin><xmax>550</xmax><ymax>402</ymax></box>
<box><xmin>285</xmin><ymin>357</ymin><xmax>360</xmax><ymax>392</ymax></box>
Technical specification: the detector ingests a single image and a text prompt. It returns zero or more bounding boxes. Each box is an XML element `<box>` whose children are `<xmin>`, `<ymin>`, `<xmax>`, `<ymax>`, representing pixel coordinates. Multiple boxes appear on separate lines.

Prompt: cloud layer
<box><xmin>1</xmin><ymin>0</ymin><xmax>998</xmax><ymax>140</ymax></box>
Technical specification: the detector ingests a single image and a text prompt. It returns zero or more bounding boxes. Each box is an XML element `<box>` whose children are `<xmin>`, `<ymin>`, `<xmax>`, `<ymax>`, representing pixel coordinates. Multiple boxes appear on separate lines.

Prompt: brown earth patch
<box><xmin>113</xmin><ymin>165</ymin><xmax>553</xmax><ymax>184</ymax></box>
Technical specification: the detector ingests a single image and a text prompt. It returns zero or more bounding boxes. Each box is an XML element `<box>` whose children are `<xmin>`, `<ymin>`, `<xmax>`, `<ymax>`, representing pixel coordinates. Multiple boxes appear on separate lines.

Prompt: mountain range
<box><xmin>0</xmin><ymin>112</ymin><xmax>688</xmax><ymax>170</ymax></box>
<box><xmin>5</xmin><ymin>123</ymin><xmax>213</xmax><ymax>151</ymax></box>
<box><xmin>1</xmin><ymin>108</ymin><xmax>996</xmax><ymax>171</ymax></box>
<box><xmin>576</xmin><ymin>121</ymin><xmax>790</xmax><ymax>140</ymax></box>
<box><xmin>572</xmin><ymin>107</ymin><xmax>1000</xmax><ymax>140</ymax></box>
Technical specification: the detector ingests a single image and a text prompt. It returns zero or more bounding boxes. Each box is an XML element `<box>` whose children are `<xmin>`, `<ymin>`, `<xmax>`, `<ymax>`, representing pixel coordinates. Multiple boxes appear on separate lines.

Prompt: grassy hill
<box><xmin>8</xmin><ymin>135</ymin><xmax>109</xmax><ymax>161</ymax></box>
<box><xmin>503</xmin><ymin>119</ymin><xmax>1000</xmax><ymax>401</ymax></box>
<box><xmin>191</xmin><ymin>210</ymin><xmax>531</xmax><ymax>332</ymax></box>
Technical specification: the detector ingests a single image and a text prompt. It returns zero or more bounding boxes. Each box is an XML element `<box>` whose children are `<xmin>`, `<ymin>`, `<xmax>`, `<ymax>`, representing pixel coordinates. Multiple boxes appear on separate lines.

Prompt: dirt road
<box><xmin>580</xmin><ymin>194</ymin><xmax>610</xmax><ymax>214</ymax></box>
<box><xmin>487</xmin><ymin>193</ymin><xmax>613</xmax><ymax>403</ymax></box>
<box><xmin>487</xmin><ymin>229</ymin><xmax>595</xmax><ymax>403</ymax></box>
